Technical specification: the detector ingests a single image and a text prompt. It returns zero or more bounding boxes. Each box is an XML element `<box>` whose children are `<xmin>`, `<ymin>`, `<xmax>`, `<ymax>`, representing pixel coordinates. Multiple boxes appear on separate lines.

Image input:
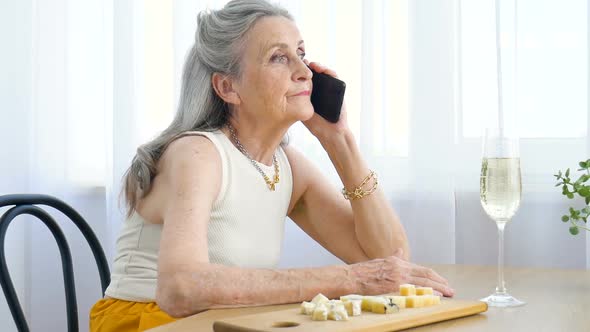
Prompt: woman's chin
<box><xmin>297</xmin><ymin>106</ymin><xmax>315</xmax><ymax>121</ymax></box>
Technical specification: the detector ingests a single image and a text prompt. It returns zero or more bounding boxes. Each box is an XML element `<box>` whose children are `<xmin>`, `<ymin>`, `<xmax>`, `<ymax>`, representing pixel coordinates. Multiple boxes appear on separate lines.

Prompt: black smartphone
<box><xmin>309</xmin><ymin>67</ymin><xmax>346</xmax><ymax>123</ymax></box>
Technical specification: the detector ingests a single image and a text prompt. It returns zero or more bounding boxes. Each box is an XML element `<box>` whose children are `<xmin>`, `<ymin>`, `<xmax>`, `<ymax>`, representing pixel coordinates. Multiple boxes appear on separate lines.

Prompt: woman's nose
<box><xmin>293</xmin><ymin>60</ymin><xmax>312</xmax><ymax>82</ymax></box>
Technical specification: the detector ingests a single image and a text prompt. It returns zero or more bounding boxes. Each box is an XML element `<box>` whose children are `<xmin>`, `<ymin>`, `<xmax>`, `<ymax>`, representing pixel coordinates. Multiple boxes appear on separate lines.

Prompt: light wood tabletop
<box><xmin>147</xmin><ymin>264</ymin><xmax>590</xmax><ymax>332</ymax></box>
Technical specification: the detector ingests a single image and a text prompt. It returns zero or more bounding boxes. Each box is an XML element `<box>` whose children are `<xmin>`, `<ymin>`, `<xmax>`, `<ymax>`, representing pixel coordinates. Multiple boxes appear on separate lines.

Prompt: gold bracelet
<box><xmin>342</xmin><ymin>170</ymin><xmax>378</xmax><ymax>200</ymax></box>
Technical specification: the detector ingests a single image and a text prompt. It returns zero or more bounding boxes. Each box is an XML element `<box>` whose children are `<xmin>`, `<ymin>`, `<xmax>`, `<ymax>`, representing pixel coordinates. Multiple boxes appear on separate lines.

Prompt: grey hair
<box><xmin>122</xmin><ymin>0</ymin><xmax>293</xmax><ymax>217</ymax></box>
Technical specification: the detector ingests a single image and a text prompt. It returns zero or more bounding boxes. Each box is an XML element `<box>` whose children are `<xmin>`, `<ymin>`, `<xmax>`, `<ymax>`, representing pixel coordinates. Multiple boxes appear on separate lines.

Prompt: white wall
<box><xmin>0</xmin><ymin>0</ymin><xmax>32</xmax><ymax>331</ymax></box>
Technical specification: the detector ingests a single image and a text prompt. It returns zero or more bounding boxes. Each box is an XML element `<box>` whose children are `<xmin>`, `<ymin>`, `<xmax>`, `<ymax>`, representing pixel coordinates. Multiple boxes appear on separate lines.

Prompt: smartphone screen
<box><xmin>309</xmin><ymin>67</ymin><xmax>346</xmax><ymax>123</ymax></box>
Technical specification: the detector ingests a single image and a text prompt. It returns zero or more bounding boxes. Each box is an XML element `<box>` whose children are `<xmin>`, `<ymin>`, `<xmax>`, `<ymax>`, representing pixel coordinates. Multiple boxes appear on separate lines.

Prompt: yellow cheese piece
<box><xmin>428</xmin><ymin>295</ymin><xmax>441</xmax><ymax>305</ymax></box>
<box><xmin>343</xmin><ymin>299</ymin><xmax>362</xmax><ymax>316</ymax></box>
<box><xmin>361</xmin><ymin>296</ymin><xmax>376</xmax><ymax>311</ymax></box>
<box><xmin>400</xmin><ymin>284</ymin><xmax>416</xmax><ymax>296</ymax></box>
<box><xmin>371</xmin><ymin>297</ymin><xmax>400</xmax><ymax>314</ymax></box>
<box><xmin>416</xmin><ymin>287</ymin><xmax>433</xmax><ymax>295</ymax></box>
<box><xmin>405</xmin><ymin>295</ymin><xmax>424</xmax><ymax>308</ymax></box>
<box><xmin>311</xmin><ymin>304</ymin><xmax>328</xmax><ymax>321</ymax></box>
<box><xmin>422</xmin><ymin>295</ymin><xmax>434</xmax><ymax>306</ymax></box>
<box><xmin>300</xmin><ymin>301</ymin><xmax>315</xmax><ymax>315</ymax></box>
<box><xmin>384</xmin><ymin>295</ymin><xmax>406</xmax><ymax>309</ymax></box>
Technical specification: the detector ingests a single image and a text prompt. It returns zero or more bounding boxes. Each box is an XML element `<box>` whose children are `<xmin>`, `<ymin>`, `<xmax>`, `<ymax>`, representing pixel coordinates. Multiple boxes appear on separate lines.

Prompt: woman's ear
<box><xmin>211</xmin><ymin>73</ymin><xmax>241</xmax><ymax>106</ymax></box>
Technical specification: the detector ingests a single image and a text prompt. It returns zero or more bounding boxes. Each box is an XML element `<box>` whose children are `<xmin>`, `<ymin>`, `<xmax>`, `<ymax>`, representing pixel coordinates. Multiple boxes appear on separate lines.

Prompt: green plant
<box><xmin>554</xmin><ymin>159</ymin><xmax>590</xmax><ymax>235</ymax></box>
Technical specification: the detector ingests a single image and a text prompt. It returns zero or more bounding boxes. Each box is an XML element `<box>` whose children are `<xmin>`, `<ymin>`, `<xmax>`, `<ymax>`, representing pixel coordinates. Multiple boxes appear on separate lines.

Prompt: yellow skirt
<box><xmin>90</xmin><ymin>298</ymin><xmax>176</xmax><ymax>332</ymax></box>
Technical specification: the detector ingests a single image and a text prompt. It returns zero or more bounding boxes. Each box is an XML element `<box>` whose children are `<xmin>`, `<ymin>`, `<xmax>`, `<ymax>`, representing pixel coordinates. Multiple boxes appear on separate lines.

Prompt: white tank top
<box><xmin>105</xmin><ymin>130</ymin><xmax>293</xmax><ymax>302</ymax></box>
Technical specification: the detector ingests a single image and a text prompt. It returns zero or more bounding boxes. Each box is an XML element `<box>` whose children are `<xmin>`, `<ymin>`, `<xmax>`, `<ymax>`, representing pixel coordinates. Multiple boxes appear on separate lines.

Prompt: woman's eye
<box><xmin>271</xmin><ymin>54</ymin><xmax>288</xmax><ymax>63</ymax></box>
<box><xmin>298</xmin><ymin>52</ymin><xmax>306</xmax><ymax>60</ymax></box>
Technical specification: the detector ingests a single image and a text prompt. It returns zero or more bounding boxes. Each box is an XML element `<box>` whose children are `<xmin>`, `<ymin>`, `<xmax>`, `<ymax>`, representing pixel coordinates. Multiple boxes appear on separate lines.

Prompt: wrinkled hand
<box><xmin>303</xmin><ymin>60</ymin><xmax>350</xmax><ymax>139</ymax></box>
<box><xmin>349</xmin><ymin>255</ymin><xmax>455</xmax><ymax>297</ymax></box>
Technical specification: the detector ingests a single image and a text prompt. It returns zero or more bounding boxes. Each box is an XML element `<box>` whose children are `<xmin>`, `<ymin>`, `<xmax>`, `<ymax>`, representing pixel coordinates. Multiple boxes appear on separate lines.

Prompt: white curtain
<box><xmin>1</xmin><ymin>0</ymin><xmax>588</xmax><ymax>331</ymax></box>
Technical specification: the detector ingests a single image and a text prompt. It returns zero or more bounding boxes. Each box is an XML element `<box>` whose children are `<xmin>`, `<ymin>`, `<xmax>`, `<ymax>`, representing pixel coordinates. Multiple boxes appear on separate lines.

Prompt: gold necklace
<box><xmin>227</xmin><ymin>124</ymin><xmax>280</xmax><ymax>191</ymax></box>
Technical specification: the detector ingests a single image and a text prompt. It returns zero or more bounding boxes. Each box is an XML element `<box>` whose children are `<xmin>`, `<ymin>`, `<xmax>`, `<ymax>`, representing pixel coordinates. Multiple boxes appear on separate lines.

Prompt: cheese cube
<box><xmin>311</xmin><ymin>293</ymin><xmax>330</xmax><ymax>305</ymax></box>
<box><xmin>422</xmin><ymin>295</ymin><xmax>434</xmax><ymax>306</ymax></box>
<box><xmin>361</xmin><ymin>296</ymin><xmax>376</xmax><ymax>311</ymax></box>
<box><xmin>384</xmin><ymin>295</ymin><xmax>406</xmax><ymax>309</ymax></box>
<box><xmin>343</xmin><ymin>299</ymin><xmax>362</xmax><ymax>316</ymax></box>
<box><xmin>400</xmin><ymin>284</ymin><xmax>416</xmax><ymax>296</ymax></box>
<box><xmin>429</xmin><ymin>295</ymin><xmax>441</xmax><ymax>305</ymax></box>
<box><xmin>371</xmin><ymin>297</ymin><xmax>400</xmax><ymax>314</ymax></box>
<box><xmin>311</xmin><ymin>304</ymin><xmax>328</xmax><ymax>321</ymax></box>
<box><xmin>416</xmin><ymin>287</ymin><xmax>433</xmax><ymax>295</ymax></box>
<box><xmin>300</xmin><ymin>301</ymin><xmax>315</xmax><ymax>315</ymax></box>
<box><xmin>327</xmin><ymin>303</ymin><xmax>349</xmax><ymax>321</ymax></box>
<box><xmin>340</xmin><ymin>294</ymin><xmax>364</xmax><ymax>302</ymax></box>
<box><xmin>405</xmin><ymin>295</ymin><xmax>424</xmax><ymax>308</ymax></box>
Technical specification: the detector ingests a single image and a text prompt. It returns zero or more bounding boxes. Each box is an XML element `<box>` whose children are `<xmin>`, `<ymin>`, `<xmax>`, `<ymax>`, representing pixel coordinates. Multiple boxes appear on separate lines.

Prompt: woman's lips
<box><xmin>293</xmin><ymin>90</ymin><xmax>311</xmax><ymax>96</ymax></box>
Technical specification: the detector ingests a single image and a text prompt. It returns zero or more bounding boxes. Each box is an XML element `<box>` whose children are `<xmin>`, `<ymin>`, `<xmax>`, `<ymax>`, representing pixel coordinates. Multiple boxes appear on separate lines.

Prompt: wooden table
<box><xmin>147</xmin><ymin>264</ymin><xmax>590</xmax><ymax>331</ymax></box>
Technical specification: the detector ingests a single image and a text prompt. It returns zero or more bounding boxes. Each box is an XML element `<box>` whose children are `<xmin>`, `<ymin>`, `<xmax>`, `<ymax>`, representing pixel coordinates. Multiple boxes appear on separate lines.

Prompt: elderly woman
<box><xmin>90</xmin><ymin>0</ymin><xmax>454</xmax><ymax>331</ymax></box>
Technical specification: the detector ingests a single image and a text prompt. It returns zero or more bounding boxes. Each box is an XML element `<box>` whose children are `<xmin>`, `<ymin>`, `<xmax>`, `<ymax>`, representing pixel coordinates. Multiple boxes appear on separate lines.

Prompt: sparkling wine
<box><xmin>480</xmin><ymin>157</ymin><xmax>522</xmax><ymax>224</ymax></box>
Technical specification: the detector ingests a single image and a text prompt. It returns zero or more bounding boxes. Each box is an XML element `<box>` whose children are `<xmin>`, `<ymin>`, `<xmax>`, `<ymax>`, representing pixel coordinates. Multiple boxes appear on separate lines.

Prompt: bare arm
<box><xmin>154</xmin><ymin>135</ymin><xmax>452</xmax><ymax>319</ymax></box>
<box><xmin>153</xmin><ymin>135</ymin><xmax>355</xmax><ymax>317</ymax></box>
<box><xmin>321</xmin><ymin>129</ymin><xmax>410</xmax><ymax>260</ymax></box>
<box><xmin>298</xmin><ymin>61</ymin><xmax>409</xmax><ymax>261</ymax></box>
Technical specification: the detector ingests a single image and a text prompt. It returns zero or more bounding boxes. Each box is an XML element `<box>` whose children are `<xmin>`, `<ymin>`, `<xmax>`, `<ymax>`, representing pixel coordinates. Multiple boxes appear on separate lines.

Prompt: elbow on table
<box><xmin>155</xmin><ymin>275</ymin><xmax>210</xmax><ymax>318</ymax></box>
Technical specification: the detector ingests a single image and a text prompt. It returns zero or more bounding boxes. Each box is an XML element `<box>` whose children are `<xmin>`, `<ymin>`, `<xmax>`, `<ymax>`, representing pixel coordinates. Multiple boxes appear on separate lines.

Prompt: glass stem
<box><xmin>496</xmin><ymin>222</ymin><xmax>506</xmax><ymax>294</ymax></box>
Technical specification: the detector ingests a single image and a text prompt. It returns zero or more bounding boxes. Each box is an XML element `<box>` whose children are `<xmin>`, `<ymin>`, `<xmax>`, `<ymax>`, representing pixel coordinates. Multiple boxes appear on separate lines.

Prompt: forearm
<box><xmin>157</xmin><ymin>263</ymin><xmax>356</xmax><ymax>317</ymax></box>
<box><xmin>319</xmin><ymin>130</ymin><xmax>409</xmax><ymax>259</ymax></box>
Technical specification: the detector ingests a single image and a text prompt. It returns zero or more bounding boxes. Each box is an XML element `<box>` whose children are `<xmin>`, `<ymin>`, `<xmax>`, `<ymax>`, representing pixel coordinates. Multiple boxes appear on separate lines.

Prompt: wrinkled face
<box><xmin>232</xmin><ymin>16</ymin><xmax>314</xmax><ymax>125</ymax></box>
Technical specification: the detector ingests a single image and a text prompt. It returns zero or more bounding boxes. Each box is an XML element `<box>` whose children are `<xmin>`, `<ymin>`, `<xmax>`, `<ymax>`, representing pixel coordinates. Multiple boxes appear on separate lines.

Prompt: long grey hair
<box><xmin>122</xmin><ymin>0</ymin><xmax>293</xmax><ymax>217</ymax></box>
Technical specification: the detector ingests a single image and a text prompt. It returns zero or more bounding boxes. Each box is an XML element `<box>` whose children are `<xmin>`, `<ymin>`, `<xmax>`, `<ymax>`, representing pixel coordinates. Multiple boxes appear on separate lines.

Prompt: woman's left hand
<box><xmin>303</xmin><ymin>61</ymin><xmax>351</xmax><ymax>140</ymax></box>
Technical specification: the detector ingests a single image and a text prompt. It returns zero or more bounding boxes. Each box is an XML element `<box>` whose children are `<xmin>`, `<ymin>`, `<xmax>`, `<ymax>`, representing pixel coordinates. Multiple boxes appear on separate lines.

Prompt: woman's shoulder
<box><xmin>159</xmin><ymin>132</ymin><xmax>222</xmax><ymax>174</ymax></box>
<box><xmin>136</xmin><ymin>133</ymin><xmax>223</xmax><ymax>223</ymax></box>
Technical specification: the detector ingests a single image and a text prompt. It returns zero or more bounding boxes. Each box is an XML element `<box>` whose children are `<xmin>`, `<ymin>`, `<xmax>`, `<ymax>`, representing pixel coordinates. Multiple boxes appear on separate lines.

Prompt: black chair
<box><xmin>0</xmin><ymin>194</ymin><xmax>111</xmax><ymax>332</ymax></box>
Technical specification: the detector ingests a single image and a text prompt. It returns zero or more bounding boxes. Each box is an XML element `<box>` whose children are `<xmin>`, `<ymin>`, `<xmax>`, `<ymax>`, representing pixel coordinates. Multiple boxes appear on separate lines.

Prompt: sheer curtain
<box><xmin>1</xmin><ymin>0</ymin><xmax>588</xmax><ymax>331</ymax></box>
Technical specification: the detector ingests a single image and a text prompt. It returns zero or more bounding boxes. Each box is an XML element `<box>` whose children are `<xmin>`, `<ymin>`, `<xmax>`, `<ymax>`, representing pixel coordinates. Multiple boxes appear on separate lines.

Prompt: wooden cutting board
<box><xmin>213</xmin><ymin>298</ymin><xmax>487</xmax><ymax>332</ymax></box>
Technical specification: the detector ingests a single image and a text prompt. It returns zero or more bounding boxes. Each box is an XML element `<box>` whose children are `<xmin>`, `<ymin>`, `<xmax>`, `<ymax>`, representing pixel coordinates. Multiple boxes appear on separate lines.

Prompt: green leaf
<box><xmin>562</xmin><ymin>215</ymin><xmax>570</xmax><ymax>222</ymax></box>
<box><xmin>582</xmin><ymin>207</ymin><xmax>590</xmax><ymax>214</ymax></box>
<box><xmin>566</xmin><ymin>168</ymin><xmax>571</xmax><ymax>177</ymax></box>
<box><xmin>567</xmin><ymin>193</ymin><xmax>575</xmax><ymax>199</ymax></box>
<box><xmin>586</xmin><ymin>196</ymin><xmax>590</xmax><ymax>205</ymax></box>
<box><xmin>555</xmin><ymin>182</ymin><xmax>564</xmax><ymax>187</ymax></box>
<box><xmin>559</xmin><ymin>170</ymin><xmax>563</xmax><ymax>177</ymax></box>
<box><xmin>580</xmin><ymin>161</ymin><xmax>587</xmax><ymax>168</ymax></box>
<box><xmin>569</xmin><ymin>226</ymin><xmax>580</xmax><ymax>235</ymax></box>
<box><xmin>578</xmin><ymin>187</ymin><xmax>590</xmax><ymax>197</ymax></box>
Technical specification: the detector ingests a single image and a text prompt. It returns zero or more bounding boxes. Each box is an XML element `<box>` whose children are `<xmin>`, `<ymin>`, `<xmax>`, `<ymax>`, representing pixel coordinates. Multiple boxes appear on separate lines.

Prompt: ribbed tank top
<box><xmin>104</xmin><ymin>130</ymin><xmax>293</xmax><ymax>302</ymax></box>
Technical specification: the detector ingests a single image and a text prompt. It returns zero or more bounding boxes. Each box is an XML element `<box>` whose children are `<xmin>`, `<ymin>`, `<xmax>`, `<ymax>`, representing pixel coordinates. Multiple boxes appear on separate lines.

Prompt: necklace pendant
<box><xmin>268</xmin><ymin>182</ymin><xmax>276</xmax><ymax>191</ymax></box>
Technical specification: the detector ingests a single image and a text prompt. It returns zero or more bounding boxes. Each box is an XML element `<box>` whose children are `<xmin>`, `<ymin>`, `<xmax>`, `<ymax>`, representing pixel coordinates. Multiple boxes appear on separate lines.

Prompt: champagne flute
<box><xmin>479</xmin><ymin>127</ymin><xmax>525</xmax><ymax>307</ymax></box>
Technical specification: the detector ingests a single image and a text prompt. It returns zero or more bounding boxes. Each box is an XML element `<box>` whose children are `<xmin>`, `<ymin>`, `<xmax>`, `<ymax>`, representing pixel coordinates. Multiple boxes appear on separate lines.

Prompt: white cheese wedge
<box><xmin>311</xmin><ymin>293</ymin><xmax>330</xmax><ymax>305</ymax></box>
<box><xmin>327</xmin><ymin>303</ymin><xmax>349</xmax><ymax>321</ymax></box>
<box><xmin>311</xmin><ymin>303</ymin><xmax>328</xmax><ymax>321</ymax></box>
<box><xmin>384</xmin><ymin>295</ymin><xmax>406</xmax><ymax>309</ymax></box>
<box><xmin>371</xmin><ymin>297</ymin><xmax>400</xmax><ymax>314</ymax></box>
<box><xmin>300</xmin><ymin>301</ymin><xmax>315</xmax><ymax>315</ymax></box>
<box><xmin>343</xmin><ymin>299</ymin><xmax>362</xmax><ymax>316</ymax></box>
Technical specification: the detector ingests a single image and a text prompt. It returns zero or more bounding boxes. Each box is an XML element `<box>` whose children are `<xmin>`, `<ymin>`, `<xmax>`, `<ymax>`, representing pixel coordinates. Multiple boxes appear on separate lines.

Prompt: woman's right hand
<box><xmin>349</xmin><ymin>254</ymin><xmax>455</xmax><ymax>297</ymax></box>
